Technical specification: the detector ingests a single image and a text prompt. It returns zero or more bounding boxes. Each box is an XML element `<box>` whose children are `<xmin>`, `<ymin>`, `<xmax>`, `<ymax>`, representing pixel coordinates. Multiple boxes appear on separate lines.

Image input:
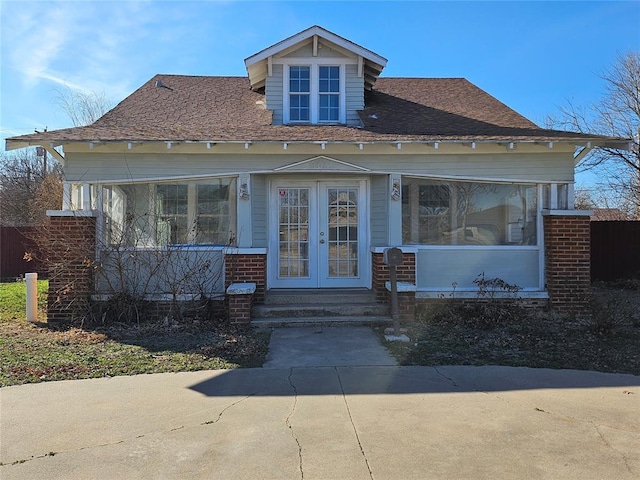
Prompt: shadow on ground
<box><xmin>189</xmin><ymin>365</ymin><xmax>640</xmax><ymax>397</ymax></box>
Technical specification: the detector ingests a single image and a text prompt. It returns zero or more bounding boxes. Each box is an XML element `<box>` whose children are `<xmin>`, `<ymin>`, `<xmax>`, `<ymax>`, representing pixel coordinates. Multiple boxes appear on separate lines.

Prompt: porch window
<box><xmin>102</xmin><ymin>178</ymin><xmax>236</xmax><ymax>247</ymax></box>
<box><xmin>402</xmin><ymin>179</ymin><xmax>538</xmax><ymax>246</ymax></box>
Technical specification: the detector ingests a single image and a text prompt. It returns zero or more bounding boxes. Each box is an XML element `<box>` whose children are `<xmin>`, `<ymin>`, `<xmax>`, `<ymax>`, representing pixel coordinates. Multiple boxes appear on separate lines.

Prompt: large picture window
<box><xmin>102</xmin><ymin>178</ymin><xmax>237</xmax><ymax>247</ymax></box>
<box><xmin>402</xmin><ymin>178</ymin><xmax>538</xmax><ymax>246</ymax></box>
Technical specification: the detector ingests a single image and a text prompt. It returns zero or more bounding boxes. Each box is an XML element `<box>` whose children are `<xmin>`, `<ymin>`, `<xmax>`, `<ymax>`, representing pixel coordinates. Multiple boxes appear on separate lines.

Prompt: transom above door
<box><xmin>268</xmin><ymin>179</ymin><xmax>369</xmax><ymax>288</ymax></box>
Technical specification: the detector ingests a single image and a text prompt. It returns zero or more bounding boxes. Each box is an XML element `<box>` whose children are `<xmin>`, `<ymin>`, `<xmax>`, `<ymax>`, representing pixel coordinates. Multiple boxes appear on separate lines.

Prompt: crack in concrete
<box><xmin>437</xmin><ymin>371</ymin><xmax>637</xmax><ymax>476</ymax></box>
<box><xmin>1</xmin><ymin>441</ymin><xmax>126</xmax><ymax>468</ymax></box>
<box><xmin>433</xmin><ymin>367</ymin><xmax>460</xmax><ymax>387</ymax></box>
<box><xmin>201</xmin><ymin>393</ymin><xmax>256</xmax><ymax>426</ymax></box>
<box><xmin>286</xmin><ymin>367</ymin><xmax>304</xmax><ymax>480</ymax></box>
<box><xmin>595</xmin><ymin>424</ymin><xmax>635</xmax><ymax>476</ymax></box>
<box><xmin>3</xmin><ymin>395</ymin><xmax>258</xmax><ymax>469</ymax></box>
<box><xmin>335</xmin><ymin>367</ymin><xmax>374</xmax><ymax>480</ymax></box>
<box><xmin>475</xmin><ymin>388</ymin><xmax>638</xmax><ymax>476</ymax></box>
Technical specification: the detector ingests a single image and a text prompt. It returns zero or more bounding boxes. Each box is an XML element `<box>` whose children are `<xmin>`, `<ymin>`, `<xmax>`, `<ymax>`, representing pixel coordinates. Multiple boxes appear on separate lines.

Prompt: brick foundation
<box><xmin>543</xmin><ymin>213</ymin><xmax>592</xmax><ymax>314</ymax></box>
<box><xmin>45</xmin><ymin>213</ymin><xmax>97</xmax><ymax>323</ymax></box>
<box><xmin>396</xmin><ymin>291</ymin><xmax>416</xmax><ymax>321</ymax></box>
<box><xmin>226</xmin><ymin>284</ymin><xmax>255</xmax><ymax>325</ymax></box>
<box><xmin>415</xmin><ymin>296</ymin><xmax>549</xmax><ymax>310</ymax></box>
<box><xmin>372</xmin><ymin>252</ymin><xmax>416</xmax><ymax>304</ymax></box>
<box><xmin>373</xmin><ymin>251</ymin><xmax>417</xmax><ymax>321</ymax></box>
<box><xmin>224</xmin><ymin>253</ymin><xmax>266</xmax><ymax>304</ymax></box>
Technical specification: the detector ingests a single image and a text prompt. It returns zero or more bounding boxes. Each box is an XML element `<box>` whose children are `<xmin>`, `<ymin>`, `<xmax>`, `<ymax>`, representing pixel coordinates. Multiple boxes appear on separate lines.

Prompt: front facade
<box><xmin>7</xmin><ymin>26</ymin><xmax>627</xmax><ymax>322</ymax></box>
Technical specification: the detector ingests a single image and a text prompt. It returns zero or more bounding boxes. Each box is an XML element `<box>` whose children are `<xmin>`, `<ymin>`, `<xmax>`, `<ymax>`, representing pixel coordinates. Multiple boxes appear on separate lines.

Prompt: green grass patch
<box><xmin>0</xmin><ymin>320</ymin><xmax>271</xmax><ymax>387</ymax></box>
<box><xmin>0</xmin><ymin>280</ymin><xmax>48</xmax><ymax>322</ymax></box>
<box><xmin>0</xmin><ymin>281</ymin><xmax>271</xmax><ymax>387</ymax></box>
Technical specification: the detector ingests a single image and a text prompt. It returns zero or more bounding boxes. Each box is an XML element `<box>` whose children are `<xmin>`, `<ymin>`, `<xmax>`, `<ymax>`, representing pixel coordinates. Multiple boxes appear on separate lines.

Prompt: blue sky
<box><xmin>1</xmin><ymin>1</ymin><xmax>639</xmax><ymax>156</ymax></box>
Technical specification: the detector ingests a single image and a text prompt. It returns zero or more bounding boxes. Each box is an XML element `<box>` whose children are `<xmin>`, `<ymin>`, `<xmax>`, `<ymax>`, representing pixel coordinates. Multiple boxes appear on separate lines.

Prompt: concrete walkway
<box><xmin>263</xmin><ymin>326</ymin><xmax>398</xmax><ymax>367</ymax></box>
<box><xmin>2</xmin><ymin>364</ymin><xmax>639</xmax><ymax>479</ymax></box>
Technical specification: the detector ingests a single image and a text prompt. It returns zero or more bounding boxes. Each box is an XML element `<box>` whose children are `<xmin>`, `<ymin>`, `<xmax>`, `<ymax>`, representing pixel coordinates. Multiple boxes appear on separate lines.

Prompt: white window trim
<box><xmin>280</xmin><ymin>59</ymin><xmax>348</xmax><ymax>125</ymax></box>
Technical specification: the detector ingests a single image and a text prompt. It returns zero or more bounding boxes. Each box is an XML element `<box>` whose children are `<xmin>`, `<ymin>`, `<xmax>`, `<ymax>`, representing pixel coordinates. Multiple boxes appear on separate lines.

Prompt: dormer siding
<box><xmin>265</xmin><ymin>64</ymin><xmax>284</xmax><ymax>125</ymax></box>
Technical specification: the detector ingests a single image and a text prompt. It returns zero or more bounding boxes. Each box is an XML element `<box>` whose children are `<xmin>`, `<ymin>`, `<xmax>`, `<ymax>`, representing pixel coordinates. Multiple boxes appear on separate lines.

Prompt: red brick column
<box><xmin>224</xmin><ymin>252</ymin><xmax>266</xmax><ymax>304</ymax></box>
<box><xmin>226</xmin><ymin>283</ymin><xmax>256</xmax><ymax>325</ymax></box>
<box><xmin>398</xmin><ymin>292</ymin><xmax>416</xmax><ymax>321</ymax></box>
<box><xmin>543</xmin><ymin>212</ymin><xmax>591</xmax><ymax>314</ymax></box>
<box><xmin>45</xmin><ymin>213</ymin><xmax>97</xmax><ymax>323</ymax></box>
<box><xmin>372</xmin><ymin>251</ymin><xmax>416</xmax><ymax>303</ymax></box>
<box><xmin>372</xmin><ymin>250</ymin><xmax>417</xmax><ymax>322</ymax></box>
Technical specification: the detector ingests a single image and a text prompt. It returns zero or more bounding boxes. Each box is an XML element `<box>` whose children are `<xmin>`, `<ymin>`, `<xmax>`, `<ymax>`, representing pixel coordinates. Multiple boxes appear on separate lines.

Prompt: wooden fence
<box><xmin>591</xmin><ymin>221</ymin><xmax>640</xmax><ymax>282</ymax></box>
<box><xmin>0</xmin><ymin>227</ymin><xmax>46</xmax><ymax>280</ymax></box>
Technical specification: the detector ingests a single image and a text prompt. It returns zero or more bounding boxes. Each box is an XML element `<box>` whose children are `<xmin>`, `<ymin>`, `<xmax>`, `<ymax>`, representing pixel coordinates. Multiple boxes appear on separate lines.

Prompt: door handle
<box><xmin>319</xmin><ymin>239</ymin><xmax>325</xmax><ymax>244</ymax></box>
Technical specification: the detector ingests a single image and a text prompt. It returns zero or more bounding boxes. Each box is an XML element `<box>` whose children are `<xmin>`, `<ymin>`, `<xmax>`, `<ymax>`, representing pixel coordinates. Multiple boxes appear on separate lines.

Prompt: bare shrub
<box><xmin>417</xmin><ymin>273</ymin><xmax>526</xmax><ymax>330</ymax></box>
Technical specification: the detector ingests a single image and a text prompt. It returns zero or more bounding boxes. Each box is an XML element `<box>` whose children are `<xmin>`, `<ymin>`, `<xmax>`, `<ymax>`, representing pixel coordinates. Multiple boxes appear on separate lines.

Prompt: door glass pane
<box><xmin>327</xmin><ymin>188</ymin><xmax>358</xmax><ymax>278</ymax></box>
<box><xmin>278</xmin><ymin>188</ymin><xmax>310</xmax><ymax>278</ymax></box>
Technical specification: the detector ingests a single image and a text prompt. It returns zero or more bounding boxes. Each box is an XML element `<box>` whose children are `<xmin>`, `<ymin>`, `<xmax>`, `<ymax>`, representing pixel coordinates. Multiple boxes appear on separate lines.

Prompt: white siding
<box><xmin>281</xmin><ymin>43</ymin><xmax>349</xmax><ymax>58</ymax></box>
<box><xmin>265</xmin><ymin>64</ymin><xmax>283</xmax><ymax>124</ymax></box>
<box><xmin>95</xmin><ymin>248</ymin><xmax>226</xmax><ymax>295</ymax></box>
<box><xmin>370</xmin><ymin>175</ymin><xmax>388</xmax><ymax>245</ymax></box>
<box><xmin>64</xmin><ymin>152</ymin><xmax>575</xmax><ymax>183</ymax></box>
<box><xmin>416</xmin><ymin>248</ymin><xmax>541</xmax><ymax>290</ymax></box>
<box><xmin>361</xmin><ymin>153</ymin><xmax>574</xmax><ymax>182</ymax></box>
<box><xmin>251</xmin><ymin>174</ymin><xmax>268</xmax><ymax>247</ymax></box>
<box><xmin>345</xmin><ymin>64</ymin><xmax>364</xmax><ymax>126</ymax></box>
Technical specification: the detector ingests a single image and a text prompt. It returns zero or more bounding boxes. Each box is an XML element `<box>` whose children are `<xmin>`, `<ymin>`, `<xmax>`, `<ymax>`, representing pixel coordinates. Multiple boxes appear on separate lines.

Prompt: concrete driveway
<box><xmin>2</xmin><ymin>363</ymin><xmax>639</xmax><ymax>479</ymax></box>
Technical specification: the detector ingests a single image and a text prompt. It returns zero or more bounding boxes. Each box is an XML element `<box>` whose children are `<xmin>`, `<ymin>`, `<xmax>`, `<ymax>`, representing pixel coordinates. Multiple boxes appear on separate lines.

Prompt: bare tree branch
<box><xmin>54</xmin><ymin>86</ymin><xmax>113</xmax><ymax>126</ymax></box>
<box><xmin>0</xmin><ymin>150</ymin><xmax>63</xmax><ymax>226</ymax></box>
<box><xmin>548</xmin><ymin>52</ymin><xmax>640</xmax><ymax>218</ymax></box>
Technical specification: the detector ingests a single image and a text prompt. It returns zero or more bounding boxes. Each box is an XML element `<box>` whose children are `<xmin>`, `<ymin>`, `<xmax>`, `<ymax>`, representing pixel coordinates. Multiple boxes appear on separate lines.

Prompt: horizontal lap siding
<box><xmin>416</xmin><ymin>248</ymin><xmax>540</xmax><ymax>290</ymax></box>
<box><xmin>251</xmin><ymin>174</ymin><xmax>268</xmax><ymax>247</ymax></box>
<box><xmin>345</xmin><ymin>64</ymin><xmax>364</xmax><ymax>126</ymax></box>
<box><xmin>95</xmin><ymin>249</ymin><xmax>225</xmax><ymax>295</ymax></box>
<box><xmin>370</xmin><ymin>153</ymin><xmax>573</xmax><ymax>182</ymax></box>
<box><xmin>64</xmin><ymin>152</ymin><xmax>573</xmax><ymax>183</ymax></box>
<box><xmin>370</xmin><ymin>175</ymin><xmax>388</xmax><ymax>245</ymax></box>
<box><xmin>265</xmin><ymin>64</ymin><xmax>283</xmax><ymax>125</ymax></box>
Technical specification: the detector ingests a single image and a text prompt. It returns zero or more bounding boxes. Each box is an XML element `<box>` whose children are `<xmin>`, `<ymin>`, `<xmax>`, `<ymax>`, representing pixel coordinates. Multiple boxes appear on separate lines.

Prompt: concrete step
<box><xmin>264</xmin><ymin>288</ymin><xmax>376</xmax><ymax>305</ymax></box>
<box><xmin>252</xmin><ymin>302</ymin><xmax>390</xmax><ymax>318</ymax></box>
<box><xmin>251</xmin><ymin>315</ymin><xmax>393</xmax><ymax>328</ymax></box>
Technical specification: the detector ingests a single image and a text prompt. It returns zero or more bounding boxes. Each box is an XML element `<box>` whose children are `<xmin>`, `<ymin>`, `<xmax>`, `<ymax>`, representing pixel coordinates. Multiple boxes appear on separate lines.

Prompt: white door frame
<box><xmin>268</xmin><ymin>177</ymin><xmax>370</xmax><ymax>289</ymax></box>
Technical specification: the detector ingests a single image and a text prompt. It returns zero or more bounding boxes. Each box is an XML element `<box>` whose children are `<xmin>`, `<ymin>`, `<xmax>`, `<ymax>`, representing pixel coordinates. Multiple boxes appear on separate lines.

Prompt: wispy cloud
<box><xmin>2</xmin><ymin>1</ymin><xmax>167</xmax><ymax>101</ymax></box>
<box><xmin>4</xmin><ymin>3</ymin><xmax>70</xmax><ymax>87</ymax></box>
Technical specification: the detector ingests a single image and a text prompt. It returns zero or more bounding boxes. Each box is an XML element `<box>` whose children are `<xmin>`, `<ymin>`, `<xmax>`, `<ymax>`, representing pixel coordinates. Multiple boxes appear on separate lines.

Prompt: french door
<box><xmin>269</xmin><ymin>179</ymin><xmax>369</xmax><ymax>288</ymax></box>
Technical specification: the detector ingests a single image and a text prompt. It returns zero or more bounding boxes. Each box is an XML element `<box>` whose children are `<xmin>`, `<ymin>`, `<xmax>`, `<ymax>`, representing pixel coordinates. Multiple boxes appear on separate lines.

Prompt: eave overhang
<box><xmin>7</xmin><ymin>137</ymin><xmax>631</xmax><ymax>157</ymax></box>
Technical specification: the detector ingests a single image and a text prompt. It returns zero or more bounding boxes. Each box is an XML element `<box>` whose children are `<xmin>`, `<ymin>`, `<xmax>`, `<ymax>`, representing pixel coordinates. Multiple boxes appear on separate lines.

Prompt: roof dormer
<box><xmin>244</xmin><ymin>26</ymin><xmax>387</xmax><ymax>126</ymax></box>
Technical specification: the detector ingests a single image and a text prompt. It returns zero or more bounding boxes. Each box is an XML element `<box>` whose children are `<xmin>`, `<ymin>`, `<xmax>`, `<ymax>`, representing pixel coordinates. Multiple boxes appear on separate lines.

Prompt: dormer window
<box><xmin>284</xmin><ymin>63</ymin><xmax>345</xmax><ymax>124</ymax></box>
<box><xmin>319</xmin><ymin>66</ymin><xmax>340</xmax><ymax>122</ymax></box>
<box><xmin>245</xmin><ymin>26</ymin><xmax>387</xmax><ymax>127</ymax></box>
<box><xmin>289</xmin><ymin>66</ymin><xmax>310</xmax><ymax>121</ymax></box>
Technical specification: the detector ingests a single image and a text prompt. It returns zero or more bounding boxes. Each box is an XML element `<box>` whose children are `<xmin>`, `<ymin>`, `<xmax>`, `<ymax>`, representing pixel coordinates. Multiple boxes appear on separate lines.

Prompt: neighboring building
<box><xmin>591</xmin><ymin>208</ymin><xmax>631</xmax><ymax>221</ymax></box>
<box><xmin>5</xmin><ymin>26</ymin><xmax>629</xmax><ymax>322</ymax></box>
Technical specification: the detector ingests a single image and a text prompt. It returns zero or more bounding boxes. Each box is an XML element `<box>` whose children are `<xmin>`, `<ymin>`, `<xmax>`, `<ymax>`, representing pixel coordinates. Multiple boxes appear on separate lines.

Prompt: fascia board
<box><xmin>244</xmin><ymin>25</ymin><xmax>387</xmax><ymax>68</ymax></box>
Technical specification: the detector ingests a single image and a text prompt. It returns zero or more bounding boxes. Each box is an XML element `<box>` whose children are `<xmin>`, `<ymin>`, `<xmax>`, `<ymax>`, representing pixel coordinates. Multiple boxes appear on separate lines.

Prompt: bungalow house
<box><xmin>6</xmin><ymin>26</ymin><xmax>629</xmax><ymax>323</ymax></box>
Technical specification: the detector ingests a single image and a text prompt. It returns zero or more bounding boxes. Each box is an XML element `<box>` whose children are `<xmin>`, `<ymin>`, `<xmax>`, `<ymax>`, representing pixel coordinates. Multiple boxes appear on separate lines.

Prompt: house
<box><xmin>5</xmin><ymin>26</ymin><xmax>629</xmax><ymax>323</ymax></box>
<box><xmin>591</xmin><ymin>208</ymin><xmax>631</xmax><ymax>221</ymax></box>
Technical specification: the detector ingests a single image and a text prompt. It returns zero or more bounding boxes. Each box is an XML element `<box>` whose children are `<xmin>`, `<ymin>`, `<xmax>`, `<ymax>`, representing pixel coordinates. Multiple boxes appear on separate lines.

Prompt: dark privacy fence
<box><xmin>591</xmin><ymin>221</ymin><xmax>640</xmax><ymax>281</ymax></box>
<box><xmin>0</xmin><ymin>227</ymin><xmax>45</xmax><ymax>280</ymax></box>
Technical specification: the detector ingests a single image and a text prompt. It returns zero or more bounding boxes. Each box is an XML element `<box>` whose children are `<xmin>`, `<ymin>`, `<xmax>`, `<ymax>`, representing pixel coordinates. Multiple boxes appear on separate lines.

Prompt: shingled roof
<box><xmin>6</xmin><ymin>74</ymin><xmax>623</xmax><ymax>146</ymax></box>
